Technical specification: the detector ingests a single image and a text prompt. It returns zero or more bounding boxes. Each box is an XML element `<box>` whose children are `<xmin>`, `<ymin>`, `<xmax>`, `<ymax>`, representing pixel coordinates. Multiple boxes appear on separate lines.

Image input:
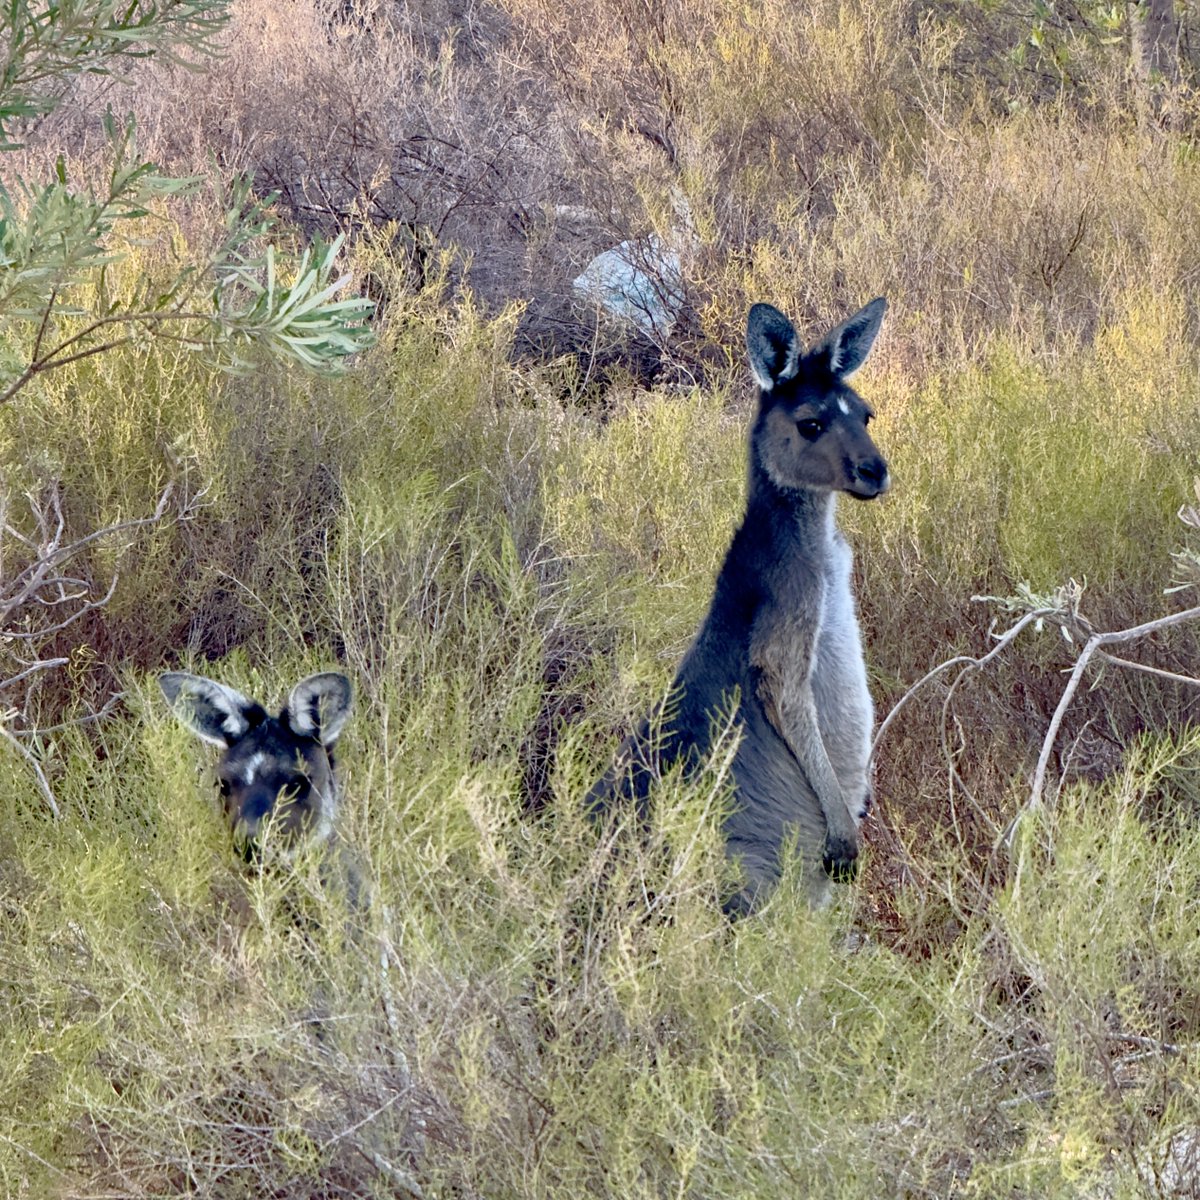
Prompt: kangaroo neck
<box><xmin>746</xmin><ymin>453</ymin><xmax>836</xmax><ymax>547</ymax></box>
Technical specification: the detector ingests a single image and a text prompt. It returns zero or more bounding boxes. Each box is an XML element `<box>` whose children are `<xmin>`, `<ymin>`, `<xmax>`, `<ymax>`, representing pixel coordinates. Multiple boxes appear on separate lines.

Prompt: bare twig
<box><xmin>0</xmin><ymin>478</ymin><xmax>206</xmax><ymax>803</ymax></box>
<box><xmin>12</xmin><ymin>574</ymin><xmax>119</xmax><ymax>639</ymax></box>
<box><xmin>1002</xmin><ymin>601</ymin><xmax>1200</xmax><ymax>849</ymax></box>
<box><xmin>3</xmin><ymin>481</ymin><xmax>204</xmax><ymax>617</ymax></box>
<box><xmin>870</xmin><ymin>571</ymin><xmax>1200</xmax><ymax>862</ymax></box>
<box><xmin>0</xmin><ymin>722</ymin><xmax>61</xmax><ymax>817</ymax></box>
<box><xmin>354</xmin><ymin>1145</ymin><xmax>427</xmax><ymax>1199</ymax></box>
<box><xmin>0</xmin><ymin>310</ymin><xmax>226</xmax><ymax>407</ymax></box>
<box><xmin>1095</xmin><ymin>650</ymin><xmax>1200</xmax><ymax>689</ymax></box>
<box><xmin>1110</xmin><ymin>1032</ymin><xmax>1183</xmax><ymax>1056</ymax></box>
<box><xmin>0</xmin><ymin>1130</ymin><xmax>72</xmax><ymax>1181</ymax></box>
<box><xmin>0</xmin><ymin>657</ymin><xmax>70</xmax><ymax>692</ymax></box>
<box><xmin>9</xmin><ymin>689</ymin><xmax>126</xmax><ymax>736</ymax></box>
<box><xmin>869</xmin><ymin>606</ymin><xmax>1056</xmax><ymax>768</ymax></box>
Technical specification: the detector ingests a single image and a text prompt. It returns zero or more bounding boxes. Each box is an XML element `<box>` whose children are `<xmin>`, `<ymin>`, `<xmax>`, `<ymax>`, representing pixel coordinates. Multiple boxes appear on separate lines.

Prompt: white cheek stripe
<box><xmin>837</xmin><ymin>398</ymin><xmax>850</xmax><ymax>415</ymax></box>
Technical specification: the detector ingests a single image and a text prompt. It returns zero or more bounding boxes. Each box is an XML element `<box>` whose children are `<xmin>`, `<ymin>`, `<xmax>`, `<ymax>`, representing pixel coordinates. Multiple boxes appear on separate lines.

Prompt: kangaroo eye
<box><xmin>217</xmin><ymin>778</ymin><xmax>232</xmax><ymax>797</ymax></box>
<box><xmin>796</xmin><ymin>419</ymin><xmax>823</xmax><ymax>440</ymax></box>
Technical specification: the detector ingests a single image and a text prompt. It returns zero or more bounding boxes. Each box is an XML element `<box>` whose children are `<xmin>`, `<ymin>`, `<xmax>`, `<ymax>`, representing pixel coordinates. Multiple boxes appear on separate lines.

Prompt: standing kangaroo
<box><xmin>587</xmin><ymin>298</ymin><xmax>889</xmax><ymax>910</ymax></box>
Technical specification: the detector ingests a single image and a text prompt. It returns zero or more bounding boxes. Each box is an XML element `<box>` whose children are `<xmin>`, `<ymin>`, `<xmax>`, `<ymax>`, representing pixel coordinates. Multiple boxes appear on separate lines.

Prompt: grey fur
<box><xmin>287</xmin><ymin>673</ymin><xmax>354</xmax><ymax>746</ymax></box>
<box><xmin>160</xmin><ymin>670</ymin><xmax>354</xmax><ymax>854</ymax></box>
<box><xmin>158</xmin><ymin>672</ymin><xmax>256</xmax><ymax>746</ymax></box>
<box><xmin>587</xmin><ymin>299</ymin><xmax>889</xmax><ymax>911</ymax></box>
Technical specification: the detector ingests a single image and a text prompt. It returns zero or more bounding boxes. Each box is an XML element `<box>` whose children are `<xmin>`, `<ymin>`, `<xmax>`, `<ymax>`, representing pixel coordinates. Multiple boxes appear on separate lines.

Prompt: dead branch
<box><xmin>8</xmin><ymin>690</ymin><xmax>126</xmax><ymax>736</ymax></box>
<box><xmin>868</xmin><ymin>604</ymin><xmax>1058</xmax><ymax>769</ymax></box>
<box><xmin>0</xmin><ymin>477</ymin><xmax>207</xmax><ymax>814</ymax></box>
<box><xmin>870</xmin><ymin>573</ymin><xmax>1200</xmax><ymax>861</ymax></box>
<box><xmin>353</xmin><ymin>1145</ymin><xmax>427</xmax><ymax>1199</ymax></box>
<box><xmin>1095</xmin><ymin>650</ymin><xmax>1200</xmax><ymax>689</ymax></box>
<box><xmin>1002</xmin><ymin>600</ymin><xmax>1200</xmax><ymax>848</ymax></box>
<box><xmin>0</xmin><ymin>657</ymin><xmax>70</xmax><ymax>692</ymax></box>
<box><xmin>0</xmin><ymin>480</ymin><xmax>184</xmax><ymax>621</ymax></box>
<box><xmin>0</xmin><ymin>723</ymin><xmax>61</xmax><ymax>818</ymax></box>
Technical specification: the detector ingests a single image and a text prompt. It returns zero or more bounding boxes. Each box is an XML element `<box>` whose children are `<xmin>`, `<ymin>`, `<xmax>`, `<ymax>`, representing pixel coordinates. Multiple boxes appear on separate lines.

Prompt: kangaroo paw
<box><xmin>822</xmin><ymin>834</ymin><xmax>859</xmax><ymax>883</ymax></box>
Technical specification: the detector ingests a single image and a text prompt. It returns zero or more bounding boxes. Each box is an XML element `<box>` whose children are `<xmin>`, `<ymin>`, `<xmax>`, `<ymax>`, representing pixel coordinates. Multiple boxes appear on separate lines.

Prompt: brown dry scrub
<box><xmin>20</xmin><ymin>0</ymin><xmax>1200</xmax><ymax>394</ymax></box>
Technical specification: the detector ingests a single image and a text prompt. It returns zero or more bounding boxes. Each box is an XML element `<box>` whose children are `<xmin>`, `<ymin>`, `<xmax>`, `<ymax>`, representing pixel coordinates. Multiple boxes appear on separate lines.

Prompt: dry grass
<box><xmin>25</xmin><ymin>0</ymin><xmax>1200</xmax><ymax>384</ymax></box>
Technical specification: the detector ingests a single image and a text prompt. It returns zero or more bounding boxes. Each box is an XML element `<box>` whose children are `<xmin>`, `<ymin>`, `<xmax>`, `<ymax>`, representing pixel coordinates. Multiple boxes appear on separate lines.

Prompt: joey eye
<box><xmin>796</xmin><ymin>419</ymin><xmax>823</xmax><ymax>441</ymax></box>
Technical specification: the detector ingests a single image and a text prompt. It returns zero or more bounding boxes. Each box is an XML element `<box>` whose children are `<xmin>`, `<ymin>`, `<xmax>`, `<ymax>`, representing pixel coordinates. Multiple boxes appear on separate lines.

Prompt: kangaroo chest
<box><xmin>746</xmin><ymin>534</ymin><xmax>832</xmax><ymax>732</ymax></box>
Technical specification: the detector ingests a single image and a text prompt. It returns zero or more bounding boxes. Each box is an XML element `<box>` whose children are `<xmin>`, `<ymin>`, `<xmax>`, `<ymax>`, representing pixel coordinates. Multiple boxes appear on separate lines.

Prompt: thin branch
<box><xmin>0</xmin><ymin>1131</ymin><xmax>72</xmax><ymax>1182</ymax></box>
<box><xmin>0</xmin><ymin>657</ymin><xmax>70</xmax><ymax>692</ymax></box>
<box><xmin>2</xmin><ymin>482</ymin><xmax>178</xmax><ymax>617</ymax></box>
<box><xmin>30</xmin><ymin>286</ymin><xmax>56</xmax><ymax>363</ymax></box>
<box><xmin>1</xmin><ymin>520</ymin><xmax>38</xmax><ymax>552</ymax></box>
<box><xmin>0</xmin><ymin>339</ymin><xmax>131</xmax><ymax>405</ymax></box>
<box><xmin>322</xmin><ymin>1089</ymin><xmax>406</xmax><ymax>1149</ymax></box>
<box><xmin>10</xmin><ymin>573</ymin><xmax>120</xmax><ymax>639</ymax></box>
<box><xmin>1096</xmin><ymin>650</ymin><xmax>1200</xmax><ymax>689</ymax></box>
<box><xmin>0</xmin><ymin>723</ymin><xmax>61</xmax><ymax>818</ymax></box>
<box><xmin>0</xmin><ymin>481</ymin><xmax>202</xmax><ymax>753</ymax></box>
<box><xmin>21</xmin><ymin>336</ymin><xmax>134</xmax><ymax>376</ymax></box>
<box><xmin>0</xmin><ymin>309</ymin><xmax>217</xmax><ymax>406</ymax></box>
<box><xmin>28</xmin><ymin>575</ymin><xmax>92</xmax><ymax>596</ymax></box>
<box><xmin>8</xmin><ymin>690</ymin><xmax>126</xmax><ymax>735</ymax></box>
<box><xmin>869</xmin><ymin>607</ymin><xmax>1055</xmax><ymax>769</ymax></box>
<box><xmin>0</xmin><ymin>365</ymin><xmax>38</xmax><ymax>409</ymax></box>
<box><xmin>1111</xmin><ymin>1032</ymin><xmax>1183</xmax><ymax>1056</ymax></box>
<box><xmin>1002</xmin><ymin>602</ymin><xmax>1200</xmax><ymax>849</ymax></box>
<box><xmin>354</xmin><ymin>1146</ymin><xmax>426</xmax><ymax>1200</ymax></box>
<box><xmin>26</xmin><ymin>309</ymin><xmax>216</xmax><ymax>367</ymax></box>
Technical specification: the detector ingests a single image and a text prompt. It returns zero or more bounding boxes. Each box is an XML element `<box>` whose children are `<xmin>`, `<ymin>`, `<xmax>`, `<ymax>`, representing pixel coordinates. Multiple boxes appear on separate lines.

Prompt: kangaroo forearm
<box><xmin>788</xmin><ymin>712</ymin><xmax>858</xmax><ymax>841</ymax></box>
<box><xmin>753</xmin><ymin>664</ymin><xmax>856</xmax><ymax>840</ymax></box>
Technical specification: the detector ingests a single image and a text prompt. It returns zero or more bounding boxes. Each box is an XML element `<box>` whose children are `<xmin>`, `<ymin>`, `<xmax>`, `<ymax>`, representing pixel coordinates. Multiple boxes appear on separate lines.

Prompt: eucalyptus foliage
<box><xmin>0</xmin><ymin>0</ymin><xmax>374</xmax><ymax>405</ymax></box>
<box><xmin>0</xmin><ymin>0</ymin><xmax>229</xmax><ymax>143</ymax></box>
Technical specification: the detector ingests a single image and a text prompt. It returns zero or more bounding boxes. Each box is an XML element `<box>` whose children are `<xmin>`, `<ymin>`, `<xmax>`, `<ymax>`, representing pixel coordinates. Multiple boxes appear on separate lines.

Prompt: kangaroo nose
<box><xmin>241</xmin><ymin>789</ymin><xmax>274</xmax><ymax>823</ymax></box>
<box><xmin>856</xmin><ymin>457</ymin><xmax>889</xmax><ymax>492</ymax></box>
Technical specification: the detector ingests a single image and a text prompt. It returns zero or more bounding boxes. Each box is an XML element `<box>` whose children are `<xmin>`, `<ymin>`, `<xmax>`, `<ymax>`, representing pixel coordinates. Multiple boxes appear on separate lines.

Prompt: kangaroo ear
<box><xmin>286</xmin><ymin>673</ymin><xmax>353</xmax><ymax>747</ymax></box>
<box><xmin>746</xmin><ymin>303</ymin><xmax>802</xmax><ymax>391</ymax></box>
<box><xmin>159</xmin><ymin>672</ymin><xmax>260</xmax><ymax>747</ymax></box>
<box><xmin>814</xmin><ymin>297</ymin><xmax>886</xmax><ymax>378</ymax></box>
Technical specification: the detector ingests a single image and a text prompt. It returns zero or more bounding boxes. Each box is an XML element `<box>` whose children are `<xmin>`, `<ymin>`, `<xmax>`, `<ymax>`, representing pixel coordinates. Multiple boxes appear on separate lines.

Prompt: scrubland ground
<box><xmin>4</xmin><ymin>0</ymin><xmax>1200</xmax><ymax>1196</ymax></box>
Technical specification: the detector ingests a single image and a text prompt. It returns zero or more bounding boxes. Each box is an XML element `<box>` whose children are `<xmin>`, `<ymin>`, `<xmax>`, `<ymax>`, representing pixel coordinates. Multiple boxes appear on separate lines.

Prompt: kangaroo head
<box><xmin>746</xmin><ymin>298</ymin><xmax>890</xmax><ymax>500</ymax></box>
<box><xmin>160</xmin><ymin>671</ymin><xmax>353</xmax><ymax>855</ymax></box>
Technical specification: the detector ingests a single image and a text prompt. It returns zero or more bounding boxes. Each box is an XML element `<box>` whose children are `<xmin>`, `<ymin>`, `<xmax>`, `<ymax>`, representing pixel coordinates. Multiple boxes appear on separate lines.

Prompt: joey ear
<box><xmin>814</xmin><ymin>297</ymin><xmax>886</xmax><ymax>377</ymax></box>
<box><xmin>159</xmin><ymin>672</ymin><xmax>259</xmax><ymax>747</ymax></box>
<box><xmin>746</xmin><ymin>303</ymin><xmax>801</xmax><ymax>391</ymax></box>
<box><xmin>286</xmin><ymin>673</ymin><xmax>353</xmax><ymax>747</ymax></box>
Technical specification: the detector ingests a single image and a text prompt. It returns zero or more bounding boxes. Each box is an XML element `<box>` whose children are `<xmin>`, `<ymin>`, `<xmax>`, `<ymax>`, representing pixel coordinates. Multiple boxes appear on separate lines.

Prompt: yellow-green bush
<box><xmin>8</xmin><ymin>0</ymin><xmax>1200</xmax><ymax>1190</ymax></box>
<box><xmin>3</xmin><ymin>205</ymin><xmax>1200</xmax><ymax>1196</ymax></box>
